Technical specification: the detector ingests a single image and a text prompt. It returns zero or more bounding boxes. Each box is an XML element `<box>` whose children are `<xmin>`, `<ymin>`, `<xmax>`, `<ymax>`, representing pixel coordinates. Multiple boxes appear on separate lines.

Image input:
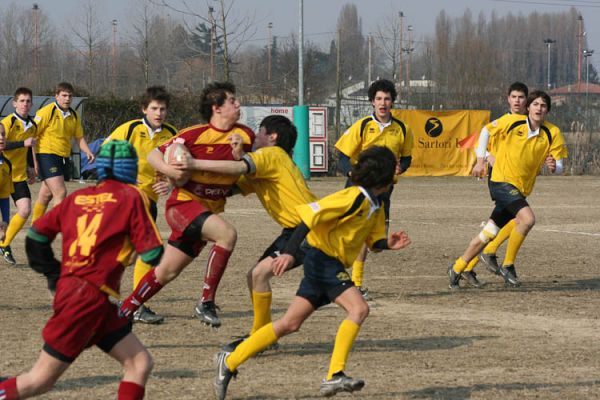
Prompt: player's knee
<box><xmin>478</xmin><ymin>221</ymin><xmax>500</xmax><ymax>244</ymax></box>
<box><xmin>517</xmin><ymin>214</ymin><xmax>535</xmax><ymax>230</ymax></box>
<box><xmin>349</xmin><ymin>301</ymin><xmax>370</xmax><ymax>324</ymax></box>
<box><xmin>252</xmin><ymin>260</ymin><xmax>274</xmax><ymax>282</ymax></box>
<box><xmin>126</xmin><ymin>350</ymin><xmax>153</xmax><ymax>378</ymax></box>
<box><xmin>279</xmin><ymin>318</ymin><xmax>303</xmax><ymax>335</ymax></box>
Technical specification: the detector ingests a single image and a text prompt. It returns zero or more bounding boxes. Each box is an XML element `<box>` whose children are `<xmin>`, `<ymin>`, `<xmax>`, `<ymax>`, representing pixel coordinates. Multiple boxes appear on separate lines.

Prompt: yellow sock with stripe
<box><xmin>327</xmin><ymin>319</ymin><xmax>360</xmax><ymax>380</ymax></box>
<box><xmin>503</xmin><ymin>229</ymin><xmax>526</xmax><ymax>266</ymax></box>
<box><xmin>250</xmin><ymin>290</ymin><xmax>272</xmax><ymax>334</ymax></box>
<box><xmin>351</xmin><ymin>261</ymin><xmax>365</xmax><ymax>287</ymax></box>
<box><xmin>452</xmin><ymin>257</ymin><xmax>468</xmax><ymax>274</ymax></box>
<box><xmin>133</xmin><ymin>258</ymin><xmax>153</xmax><ymax>304</ymax></box>
<box><xmin>463</xmin><ymin>256</ymin><xmax>479</xmax><ymax>272</ymax></box>
<box><xmin>484</xmin><ymin>219</ymin><xmax>515</xmax><ymax>254</ymax></box>
<box><xmin>226</xmin><ymin>322</ymin><xmax>278</xmax><ymax>371</ymax></box>
<box><xmin>31</xmin><ymin>202</ymin><xmax>48</xmax><ymax>223</ymax></box>
<box><xmin>1</xmin><ymin>214</ymin><xmax>26</xmax><ymax>247</ymax></box>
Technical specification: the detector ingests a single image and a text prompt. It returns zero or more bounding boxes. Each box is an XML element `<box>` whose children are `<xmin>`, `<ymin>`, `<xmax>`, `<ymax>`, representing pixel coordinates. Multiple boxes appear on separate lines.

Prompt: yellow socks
<box><xmin>484</xmin><ymin>219</ymin><xmax>515</xmax><ymax>254</ymax></box>
<box><xmin>452</xmin><ymin>257</ymin><xmax>468</xmax><ymax>274</ymax></box>
<box><xmin>463</xmin><ymin>256</ymin><xmax>479</xmax><ymax>272</ymax></box>
<box><xmin>227</xmin><ymin>322</ymin><xmax>278</xmax><ymax>371</ymax></box>
<box><xmin>351</xmin><ymin>261</ymin><xmax>365</xmax><ymax>287</ymax></box>
<box><xmin>504</xmin><ymin>230</ymin><xmax>526</xmax><ymax>266</ymax></box>
<box><xmin>327</xmin><ymin>319</ymin><xmax>360</xmax><ymax>380</ymax></box>
<box><xmin>1</xmin><ymin>213</ymin><xmax>26</xmax><ymax>247</ymax></box>
<box><xmin>31</xmin><ymin>202</ymin><xmax>47</xmax><ymax>223</ymax></box>
<box><xmin>250</xmin><ymin>290</ymin><xmax>272</xmax><ymax>334</ymax></box>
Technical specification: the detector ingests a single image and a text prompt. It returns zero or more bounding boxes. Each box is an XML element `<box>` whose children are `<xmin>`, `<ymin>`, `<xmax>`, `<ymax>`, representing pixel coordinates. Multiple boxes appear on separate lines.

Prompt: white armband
<box><xmin>475</xmin><ymin>127</ymin><xmax>490</xmax><ymax>158</ymax></box>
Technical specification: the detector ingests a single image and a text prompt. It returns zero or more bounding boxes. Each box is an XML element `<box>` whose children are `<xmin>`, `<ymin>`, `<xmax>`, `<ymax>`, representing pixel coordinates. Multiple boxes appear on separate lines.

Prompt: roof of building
<box><xmin>549</xmin><ymin>83</ymin><xmax>600</xmax><ymax>95</ymax></box>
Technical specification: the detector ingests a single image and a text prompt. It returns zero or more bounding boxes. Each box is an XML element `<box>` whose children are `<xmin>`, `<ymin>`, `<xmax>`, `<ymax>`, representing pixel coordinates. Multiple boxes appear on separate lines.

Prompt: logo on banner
<box><xmin>425</xmin><ymin>118</ymin><xmax>443</xmax><ymax>137</ymax></box>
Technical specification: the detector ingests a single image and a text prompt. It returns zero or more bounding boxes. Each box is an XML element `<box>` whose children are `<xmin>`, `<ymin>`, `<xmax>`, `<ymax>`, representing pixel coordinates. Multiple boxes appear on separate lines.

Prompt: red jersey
<box><xmin>32</xmin><ymin>179</ymin><xmax>163</xmax><ymax>298</ymax></box>
<box><xmin>159</xmin><ymin>122</ymin><xmax>255</xmax><ymax>213</ymax></box>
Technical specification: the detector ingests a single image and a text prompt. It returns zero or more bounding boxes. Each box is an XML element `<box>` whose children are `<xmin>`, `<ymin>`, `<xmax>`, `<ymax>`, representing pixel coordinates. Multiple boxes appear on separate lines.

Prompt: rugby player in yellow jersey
<box><xmin>32</xmin><ymin>82</ymin><xmax>95</xmax><ymax>222</ymax></box>
<box><xmin>176</xmin><ymin>115</ymin><xmax>317</xmax><ymax>350</ymax></box>
<box><xmin>0</xmin><ymin>88</ymin><xmax>38</xmax><ymax>265</ymax></box>
<box><xmin>460</xmin><ymin>82</ymin><xmax>529</xmax><ymax>287</ymax></box>
<box><xmin>212</xmin><ymin>146</ymin><xmax>411</xmax><ymax>400</ymax></box>
<box><xmin>335</xmin><ymin>79</ymin><xmax>413</xmax><ymax>299</ymax></box>
<box><xmin>449</xmin><ymin>90</ymin><xmax>568</xmax><ymax>289</ymax></box>
<box><xmin>104</xmin><ymin>86</ymin><xmax>176</xmax><ymax>324</ymax></box>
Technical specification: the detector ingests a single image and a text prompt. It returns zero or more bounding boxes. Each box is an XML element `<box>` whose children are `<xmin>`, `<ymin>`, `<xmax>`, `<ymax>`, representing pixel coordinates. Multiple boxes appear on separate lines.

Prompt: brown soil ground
<box><xmin>1</xmin><ymin>176</ymin><xmax>600</xmax><ymax>399</ymax></box>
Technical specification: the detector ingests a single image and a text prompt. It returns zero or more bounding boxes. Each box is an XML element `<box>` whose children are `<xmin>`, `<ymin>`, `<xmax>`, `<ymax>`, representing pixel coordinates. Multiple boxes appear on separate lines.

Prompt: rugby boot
<box><xmin>320</xmin><ymin>372</ymin><xmax>365</xmax><ymax>397</ymax></box>
<box><xmin>0</xmin><ymin>246</ymin><xmax>16</xmax><ymax>265</ymax></box>
<box><xmin>479</xmin><ymin>252</ymin><xmax>500</xmax><ymax>275</ymax></box>
<box><xmin>461</xmin><ymin>270</ymin><xmax>483</xmax><ymax>288</ymax></box>
<box><xmin>499</xmin><ymin>264</ymin><xmax>520</xmax><ymax>287</ymax></box>
<box><xmin>195</xmin><ymin>301</ymin><xmax>221</xmax><ymax>328</ymax></box>
<box><xmin>214</xmin><ymin>351</ymin><xmax>237</xmax><ymax>400</ymax></box>
<box><xmin>448</xmin><ymin>264</ymin><xmax>461</xmax><ymax>290</ymax></box>
<box><xmin>133</xmin><ymin>305</ymin><xmax>165</xmax><ymax>324</ymax></box>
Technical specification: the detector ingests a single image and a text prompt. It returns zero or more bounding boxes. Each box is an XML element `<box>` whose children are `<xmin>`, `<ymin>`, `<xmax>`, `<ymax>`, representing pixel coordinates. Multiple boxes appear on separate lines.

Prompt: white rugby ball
<box><xmin>163</xmin><ymin>141</ymin><xmax>190</xmax><ymax>187</ymax></box>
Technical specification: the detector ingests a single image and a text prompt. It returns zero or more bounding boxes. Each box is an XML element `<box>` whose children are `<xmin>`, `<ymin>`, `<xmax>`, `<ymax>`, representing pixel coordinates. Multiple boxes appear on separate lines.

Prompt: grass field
<box><xmin>1</xmin><ymin>175</ymin><xmax>600</xmax><ymax>399</ymax></box>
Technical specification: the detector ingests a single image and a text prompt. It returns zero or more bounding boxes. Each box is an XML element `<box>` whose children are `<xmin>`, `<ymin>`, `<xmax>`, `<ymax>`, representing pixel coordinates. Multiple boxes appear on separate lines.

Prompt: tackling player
<box><xmin>334</xmin><ymin>79</ymin><xmax>413</xmax><ymax>299</ymax></box>
<box><xmin>0</xmin><ymin>141</ymin><xmax>164</xmax><ymax>400</ymax></box>
<box><xmin>213</xmin><ymin>146</ymin><xmax>411</xmax><ymax>399</ymax></box>
<box><xmin>0</xmin><ymin>87</ymin><xmax>38</xmax><ymax>265</ymax></box>
<box><xmin>105</xmin><ymin>86</ymin><xmax>176</xmax><ymax>324</ymax></box>
<box><xmin>31</xmin><ymin>82</ymin><xmax>95</xmax><ymax>223</ymax></box>
<box><xmin>118</xmin><ymin>81</ymin><xmax>254</xmax><ymax>329</ymax></box>
<box><xmin>449</xmin><ymin>90</ymin><xmax>568</xmax><ymax>289</ymax></box>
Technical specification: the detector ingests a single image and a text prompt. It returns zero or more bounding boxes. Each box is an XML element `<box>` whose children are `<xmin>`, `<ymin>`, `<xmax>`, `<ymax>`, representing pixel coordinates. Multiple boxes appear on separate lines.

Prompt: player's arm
<box><xmin>337</xmin><ymin>151</ymin><xmax>352</xmax><ymax>177</ymax></box>
<box><xmin>25</xmin><ymin>228</ymin><xmax>61</xmax><ymax>292</ymax></box>
<box><xmin>472</xmin><ymin>125</ymin><xmax>491</xmax><ymax>177</ymax></box>
<box><xmin>190</xmin><ymin>154</ymin><xmax>255</xmax><ymax>176</ymax></box>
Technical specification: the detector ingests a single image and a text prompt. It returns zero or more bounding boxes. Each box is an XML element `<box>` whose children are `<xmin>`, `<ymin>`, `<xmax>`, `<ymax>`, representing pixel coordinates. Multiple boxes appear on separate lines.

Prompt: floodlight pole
<box><xmin>543</xmin><ymin>38</ymin><xmax>555</xmax><ymax>90</ymax></box>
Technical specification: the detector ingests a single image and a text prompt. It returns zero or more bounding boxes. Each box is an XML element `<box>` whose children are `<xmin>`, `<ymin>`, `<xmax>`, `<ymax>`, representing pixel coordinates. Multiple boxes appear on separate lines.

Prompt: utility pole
<box><xmin>298</xmin><ymin>0</ymin><xmax>304</xmax><ymax>105</ymax></box>
<box><xmin>583</xmin><ymin>48</ymin><xmax>594</xmax><ymax>141</ymax></box>
<box><xmin>367</xmin><ymin>34</ymin><xmax>372</xmax><ymax>85</ymax></box>
<box><xmin>335</xmin><ymin>29</ymin><xmax>341</xmax><ymax>138</ymax></box>
<box><xmin>578</xmin><ymin>14</ymin><xmax>583</xmax><ymax>86</ymax></box>
<box><xmin>209</xmin><ymin>6</ymin><xmax>216</xmax><ymax>81</ymax></box>
<box><xmin>267</xmin><ymin>22</ymin><xmax>273</xmax><ymax>82</ymax></box>
<box><xmin>32</xmin><ymin>4</ymin><xmax>40</xmax><ymax>92</ymax></box>
<box><xmin>112</xmin><ymin>19</ymin><xmax>117</xmax><ymax>96</ymax></box>
<box><xmin>403</xmin><ymin>25</ymin><xmax>414</xmax><ymax>106</ymax></box>
<box><xmin>543</xmin><ymin>38</ymin><xmax>555</xmax><ymax>90</ymax></box>
<box><xmin>398</xmin><ymin>11</ymin><xmax>404</xmax><ymax>103</ymax></box>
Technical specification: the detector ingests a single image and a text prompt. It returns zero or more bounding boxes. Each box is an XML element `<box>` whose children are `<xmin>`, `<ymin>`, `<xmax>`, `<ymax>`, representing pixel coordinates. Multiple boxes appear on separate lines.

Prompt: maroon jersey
<box><xmin>159</xmin><ymin>123</ymin><xmax>255</xmax><ymax>213</ymax></box>
<box><xmin>32</xmin><ymin>179</ymin><xmax>163</xmax><ymax>297</ymax></box>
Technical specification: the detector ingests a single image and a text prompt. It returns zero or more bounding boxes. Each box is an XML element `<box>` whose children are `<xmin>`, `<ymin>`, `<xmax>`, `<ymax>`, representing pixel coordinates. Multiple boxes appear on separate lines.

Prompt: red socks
<box><xmin>118</xmin><ymin>381</ymin><xmax>145</xmax><ymax>400</ymax></box>
<box><xmin>0</xmin><ymin>377</ymin><xmax>19</xmax><ymax>400</ymax></box>
<box><xmin>119</xmin><ymin>269</ymin><xmax>164</xmax><ymax>318</ymax></box>
<box><xmin>200</xmin><ymin>245</ymin><xmax>232</xmax><ymax>303</ymax></box>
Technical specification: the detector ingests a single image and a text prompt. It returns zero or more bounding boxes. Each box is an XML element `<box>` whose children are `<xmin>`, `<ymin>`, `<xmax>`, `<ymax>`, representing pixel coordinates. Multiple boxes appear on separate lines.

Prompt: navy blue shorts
<box><xmin>259</xmin><ymin>227</ymin><xmax>305</xmax><ymax>270</ymax></box>
<box><xmin>11</xmin><ymin>180</ymin><xmax>31</xmax><ymax>202</ymax></box>
<box><xmin>296</xmin><ymin>244</ymin><xmax>354</xmax><ymax>309</ymax></box>
<box><xmin>36</xmin><ymin>153</ymin><xmax>68</xmax><ymax>181</ymax></box>
<box><xmin>489</xmin><ymin>181</ymin><xmax>529</xmax><ymax>227</ymax></box>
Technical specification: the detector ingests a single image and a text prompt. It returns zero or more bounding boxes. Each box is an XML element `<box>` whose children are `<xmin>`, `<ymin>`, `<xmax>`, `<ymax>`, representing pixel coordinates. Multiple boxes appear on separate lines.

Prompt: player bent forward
<box><xmin>0</xmin><ymin>141</ymin><xmax>164</xmax><ymax>400</ymax></box>
<box><xmin>448</xmin><ymin>90</ymin><xmax>568</xmax><ymax>289</ymax></box>
<box><xmin>213</xmin><ymin>146</ymin><xmax>411</xmax><ymax>399</ymax></box>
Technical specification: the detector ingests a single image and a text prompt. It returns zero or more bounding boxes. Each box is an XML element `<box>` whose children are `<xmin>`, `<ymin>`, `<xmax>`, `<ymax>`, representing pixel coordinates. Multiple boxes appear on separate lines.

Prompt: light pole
<box><xmin>402</xmin><ymin>25</ymin><xmax>414</xmax><ymax>106</ymax></box>
<box><xmin>543</xmin><ymin>38</ymin><xmax>555</xmax><ymax>90</ymax></box>
<box><xmin>583</xmin><ymin>48</ymin><xmax>594</xmax><ymax>136</ymax></box>
<box><xmin>398</xmin><ymin>11</ymin><xmax>404</xmax><ymax>101</ymax></box>
<box><xmin>112</xmin><ymin>19</ymin><xmax>117</xmax><ymax>95</ymax></box>
<box><xmin>267</xmin><ymin>22</ymin><xmax>273</xmax><ymax>82</ymax></box>
<box><xmin>208</xmin><ymin>6</ymin><xmax>216</xmax><ymax>81</ymax></box>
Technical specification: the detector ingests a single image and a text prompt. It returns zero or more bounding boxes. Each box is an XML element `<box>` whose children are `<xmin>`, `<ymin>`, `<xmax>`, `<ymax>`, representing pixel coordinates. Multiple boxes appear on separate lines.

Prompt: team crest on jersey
<box><xmin>337</xmin><ymin>271</ymin><xmax>351</xmax><ymax>281</ymax></box>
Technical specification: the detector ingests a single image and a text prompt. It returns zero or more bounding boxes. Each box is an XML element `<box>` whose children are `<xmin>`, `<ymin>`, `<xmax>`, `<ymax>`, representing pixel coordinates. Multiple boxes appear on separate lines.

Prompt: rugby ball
<box><xmin>163</xmin><ymin>140</ymin><xmax>191</xmax><ymax>187</ymax></box>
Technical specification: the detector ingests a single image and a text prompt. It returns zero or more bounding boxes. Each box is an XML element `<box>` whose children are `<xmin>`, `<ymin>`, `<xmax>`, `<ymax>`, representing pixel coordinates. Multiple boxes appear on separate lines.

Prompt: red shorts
<box><xmin>165</xmin><ymin>197</ymin><xmax>209</xmax><ymax>258</ymax></box>
<box><xmin>42</xmin><ymin>276</ymin><xmax>131</xmax><ymax>363</ymax></box>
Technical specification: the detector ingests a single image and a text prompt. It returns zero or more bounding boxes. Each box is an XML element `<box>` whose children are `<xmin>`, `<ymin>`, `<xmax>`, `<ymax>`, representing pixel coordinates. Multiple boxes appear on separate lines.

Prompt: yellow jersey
<box><xmin>296</xmin><ymin>186</ymin><xmax>386</xmax><ymax>268</ymax></box>
<box><xmin>236</xmin><ymin>146</ymin><xmax>317</xmax><ymax>228</ymax></box>
<box><xmin>489</xmin><ymin>114</ymin><xmax>568</xmax><ymax>196</ymax></box>
<box><xmin>1</xmin><ymin>114</ymin><xmax>37</xmax><ymax>182</ymax></box>
<box><xmin>34</xmin><ymin>102</ymin><xmax>84</xmax><ymax>157</ymax></box>
<box><xmin>0</xmin><ymin>155</ymin><xmax>14</xmax><ymax>198</ymax></box>
<box><xmin>106</xmin><ymin>118</ymin><xmax>177</xmax><ymax>202</ymax></box>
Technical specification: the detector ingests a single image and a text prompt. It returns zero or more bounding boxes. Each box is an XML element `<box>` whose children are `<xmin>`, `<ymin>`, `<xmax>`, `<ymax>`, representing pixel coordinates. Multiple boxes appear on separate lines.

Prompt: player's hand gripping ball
<box><xmin>163</xmin><ymin>140</ymin><xmax>191</xmax><ymax>187</ymax></box>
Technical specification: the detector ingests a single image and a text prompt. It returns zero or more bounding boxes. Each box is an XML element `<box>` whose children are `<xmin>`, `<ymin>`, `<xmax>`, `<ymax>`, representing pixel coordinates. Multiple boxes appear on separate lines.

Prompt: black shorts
<box><xmin>11</xmin><ymin>180</ymin><xmax>31</xmax><ymax>202</ymax></box>
<box><xmin>296</xmin><ymin>244</ymin><xmax>354</xmax><ymax>309</ymax></box>
<box><xmin>36</xmin><ymin>153</ymin><xmax>68</xmax><ymax>181</ymax></box>
<box><xmin>259</xmin><ymin>227</ymin><xmax>306</xmax><ymax>270</ymax></box>
<box><xmin>489</xmin><ymin>181</ymin><xmax>529</xmax><ymax>226</ymax></box>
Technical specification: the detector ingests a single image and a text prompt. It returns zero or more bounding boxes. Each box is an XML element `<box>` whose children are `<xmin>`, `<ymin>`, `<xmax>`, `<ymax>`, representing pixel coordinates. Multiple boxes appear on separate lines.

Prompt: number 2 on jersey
<box><xmin>68</xmin><ymin>214</ymin><xmax>103</xmax><ymax>257</ymax></box>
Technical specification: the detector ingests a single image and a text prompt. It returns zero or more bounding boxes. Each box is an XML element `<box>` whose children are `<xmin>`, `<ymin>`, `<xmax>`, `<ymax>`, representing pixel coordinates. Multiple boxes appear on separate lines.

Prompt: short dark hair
<box><xmin>527</xmin><ymin>90</ymin><xmax>551</xmax><ymax>112</ymax></box>
<box><xmin>350</xmin><ymin>146</ymin><xmax>397</xmax><ymax>189</ymax></box>
<box><xmin>55</xmin><ymin>82</ymin><xmax>74</xmax><ymax>95</ymax></box>
<box><xmin>368</xmin><ymin>79</ymin><xmax>397</xmax><ymax>103</ymax></box>
<box><xmin>507</xmin><ymin>82</ymin><xmax>529</xmax><ymax>97</ymax></box>
<box><xmin>141</xmin><ymin>86</ymin><xmax>171</xmax><ymax>109</ymax></box>
<box><xmin>199</xmin><ymin>81</ymin><xmax>236</xmax><ymax>121</ymax></box>
<box><xmin>260</xmin><ymin>115</ymin><xmax>297</xmax><ymax>154</ymax></box>
<box><xmin>13</xmin><ymin>87</ymin><xmax>32</xmax><ymax>99</ymax></box>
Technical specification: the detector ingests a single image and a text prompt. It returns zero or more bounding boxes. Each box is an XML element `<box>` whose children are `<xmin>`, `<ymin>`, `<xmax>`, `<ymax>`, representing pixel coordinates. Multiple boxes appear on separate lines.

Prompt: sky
<box><xmin>16</xmin><ymin>0</ymin><xmax>600</xmax><ymax>71</ymax></box>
